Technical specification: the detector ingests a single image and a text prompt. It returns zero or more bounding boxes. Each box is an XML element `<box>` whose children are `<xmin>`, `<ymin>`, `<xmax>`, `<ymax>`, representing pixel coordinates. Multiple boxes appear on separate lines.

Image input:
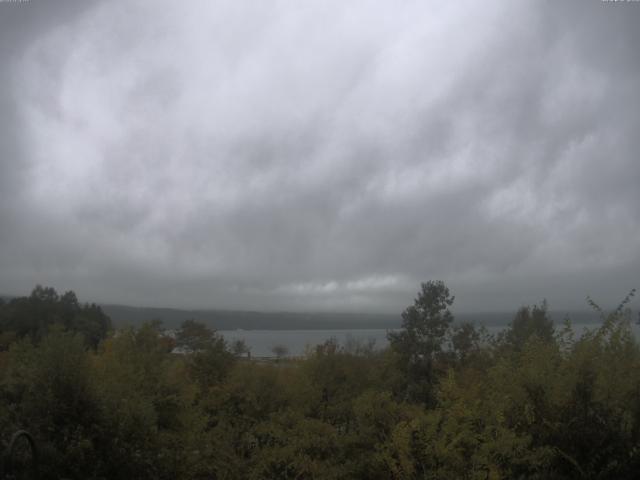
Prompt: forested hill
<box><xmin>1</xmin><ymin>291</ymin><xmax>609</xmax><ymax>330</ymax></box>
<box><xmin>101</xmin><ymin>305</ymin><xmax>401</xmax><ymax>330</ymax></box>
<box><xmin>0</xmin><ymin>295</ymin><xmax>397</xmax><ymax>330</ymax></box>
<box><xmin>101</xmin><ymin>304</ymin><xmax>605</xmax><ymax>330</ymax></box>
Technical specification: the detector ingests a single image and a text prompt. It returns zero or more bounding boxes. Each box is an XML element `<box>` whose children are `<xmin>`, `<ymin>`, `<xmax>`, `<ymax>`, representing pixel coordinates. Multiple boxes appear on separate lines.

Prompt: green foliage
<box><xmin>176</xmin><ymin>319</ymin><xmax>235</xmax><ymax>388</ymax></box>
<box><xmin>250</xmin><ymin>411</ymin><xmax>345</xmax><ymax>480</ymax></box>
<box><xmin>93</xmin><ymin>322</ymin><xmax>207</xmax><ymax>479</ymax></box>
<box><xmin>231</xmin><ymin>338</ymin><xmax>251</xmax><ymax>357</ymax></box>
<box><xmin>0</xmin><ymin>331</ymin><xmax>100</xmax><ymax>479</ymax></box>
<box><xmin>450</xmin><ymin>321</ymin><xmax>482</xmax><ymax>362</ymax></box>
<box><xmin>387</xmin><ymin>280</ymin><xmax>455</xmax><ymax>404</ymax></box>
<box><xmin>0</xmin><ymin>286</ymin><xmax>111</xmax><ymax>349</ymax></box>
<box><xmin>388</xmin><ymin>281</ymin><xmax>455</xmax><ymax>361</ymax></box>
<box><xmin>501</xmin><ymin>301</ymin><xmax>555</xmax><ymax>351</ymax></box>
<box><xmin>1</xmin><ymin>282</ymin><xmax>639</xmax><ymax>479</ymax></box>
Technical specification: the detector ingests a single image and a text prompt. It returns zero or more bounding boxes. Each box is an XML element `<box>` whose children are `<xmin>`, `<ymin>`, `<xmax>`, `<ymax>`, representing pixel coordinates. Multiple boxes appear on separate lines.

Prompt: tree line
<box><xmin>0</xmin><ymin>282</ymin><xmax>638</xmax><ymax>479</ymax></box>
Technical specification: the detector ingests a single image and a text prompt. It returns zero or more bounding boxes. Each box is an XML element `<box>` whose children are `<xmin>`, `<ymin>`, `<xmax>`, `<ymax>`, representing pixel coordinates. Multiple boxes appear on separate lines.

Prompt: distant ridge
<box><xmin>0</xmin><ymin>291</ymin><xmax>614</xmax><ymax>330</ymax></box>
<box><xmin>101</xmin><ymin>304</ymin><xmax>401</xmax><ymax>330</ymax></box>
<box><xmin>100</xmin><ymin>304</ymin><xmax>607</xmax><ymax>331</ymax></box>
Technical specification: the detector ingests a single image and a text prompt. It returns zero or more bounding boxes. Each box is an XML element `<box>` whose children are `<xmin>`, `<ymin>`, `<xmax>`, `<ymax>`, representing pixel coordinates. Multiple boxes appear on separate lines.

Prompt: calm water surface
<box><xmin>219</xmin><ymin>329</ymin><xmax>389</xmax><ymax>357</ymax></box>
<box><xmin>220</xmin><ymin>322</ymin><xmax>640</xmax><ymax>358</ymax></box>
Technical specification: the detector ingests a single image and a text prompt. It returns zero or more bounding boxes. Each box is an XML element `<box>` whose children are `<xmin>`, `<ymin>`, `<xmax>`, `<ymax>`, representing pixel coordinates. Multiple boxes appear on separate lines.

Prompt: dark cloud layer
<box><xmin>1</xmin><ymin>0</ymin><xmax>639</xmax><ymax>313</ymax></box>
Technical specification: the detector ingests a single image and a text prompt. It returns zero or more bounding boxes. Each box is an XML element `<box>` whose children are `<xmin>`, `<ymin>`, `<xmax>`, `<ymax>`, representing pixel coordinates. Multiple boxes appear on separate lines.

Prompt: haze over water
<box><xmin>220</xmin><ymin>321</ymin><xmax>640</xmax><ymax>357</ymax></box>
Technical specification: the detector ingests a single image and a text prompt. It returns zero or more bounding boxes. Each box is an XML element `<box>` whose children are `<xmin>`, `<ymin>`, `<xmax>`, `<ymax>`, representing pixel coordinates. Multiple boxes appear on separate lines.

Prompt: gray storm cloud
<box><xmin>0</xmin><ymin>0</ymin><xmax>638</xmax><ymax>313</ymax></box>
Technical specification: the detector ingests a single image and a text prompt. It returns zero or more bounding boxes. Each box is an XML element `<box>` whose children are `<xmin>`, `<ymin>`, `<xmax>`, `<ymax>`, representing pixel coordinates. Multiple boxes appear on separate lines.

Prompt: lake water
<box><xmin>219</xmin><ymin>329</ymin><xmax>391</xmax><ymax>357</ymax></box>
<box><xmin>219</xmin><ymin>322</ymin><xmax>639</xmax><ymax>357</ymax></box>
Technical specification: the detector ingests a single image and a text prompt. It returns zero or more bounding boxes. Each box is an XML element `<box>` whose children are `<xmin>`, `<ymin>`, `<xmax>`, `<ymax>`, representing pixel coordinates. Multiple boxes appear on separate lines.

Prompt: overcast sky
<box><xmin>0</xmin><ymin>0</ymin><xmax>639</xmax><ymax>314</ymax></box>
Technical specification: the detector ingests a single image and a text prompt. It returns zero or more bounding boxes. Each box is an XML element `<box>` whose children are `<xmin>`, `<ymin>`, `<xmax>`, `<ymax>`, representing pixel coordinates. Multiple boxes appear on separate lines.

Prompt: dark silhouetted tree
<box><xmin>503</xmin><ymin>300</ymin><xmax>554</xmax><ymax>350</ymax></box>
<box><xmin>272</xmin><ymin>344</ymin><xmax>289</xmax><ymax>360</ymax></box>
<box><xmin>388</xmin><ymin>280</ymin><xmax>454</xmax><ymax>404</ymax></box>
<box><xmin>175</xmin><ymin>319</ymin><xmax>234</xmax><ymax>387</ymax></box>
<box><xmin>0</xmin><ymin>285</ymin><xmax>110</xmax><ymax>348</ymax></box>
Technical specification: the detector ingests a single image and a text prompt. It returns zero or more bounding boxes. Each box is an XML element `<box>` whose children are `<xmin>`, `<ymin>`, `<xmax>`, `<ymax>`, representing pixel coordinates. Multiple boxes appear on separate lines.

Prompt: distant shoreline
<box><xmin>102</xmin><ymin>304</ymin><xmax>611</xmax><ymax>330</ymax></box>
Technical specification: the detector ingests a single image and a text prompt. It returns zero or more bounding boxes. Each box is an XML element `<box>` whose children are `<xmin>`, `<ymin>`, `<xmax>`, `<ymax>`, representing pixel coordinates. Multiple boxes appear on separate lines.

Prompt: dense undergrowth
<box><xmin>0</xmin><ymin>283</ymin><xmax>639</xmax><ymax>479</ymax></box>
